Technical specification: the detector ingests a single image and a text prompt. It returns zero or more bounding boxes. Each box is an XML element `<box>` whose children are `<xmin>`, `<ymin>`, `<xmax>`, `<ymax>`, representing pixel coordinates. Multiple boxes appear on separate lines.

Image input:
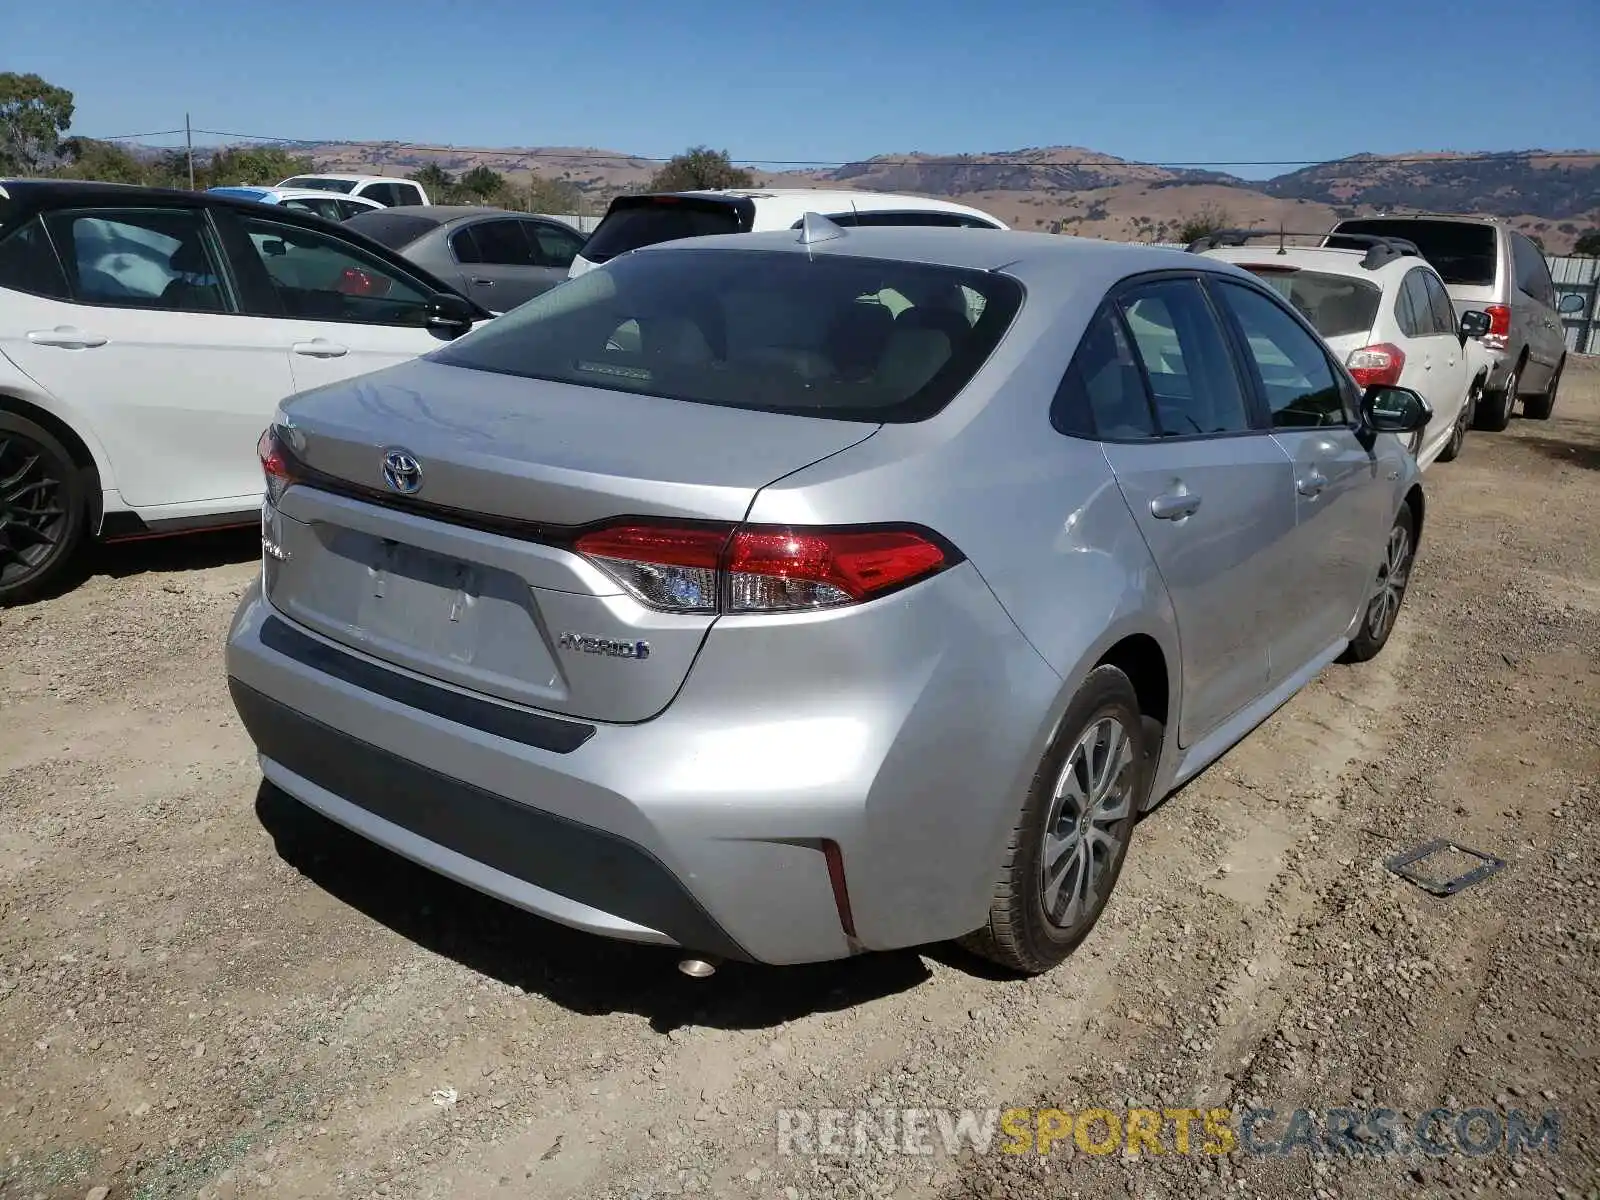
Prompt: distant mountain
<box><xmin>130</xmin><ymin>139</ymin><xmax>1600</xmax><ymax>252</ymax></box>
<box><xmin>1261</xmin><ymin>150</ymin><xmax>1600</xmax><ymax>219</ymax></box>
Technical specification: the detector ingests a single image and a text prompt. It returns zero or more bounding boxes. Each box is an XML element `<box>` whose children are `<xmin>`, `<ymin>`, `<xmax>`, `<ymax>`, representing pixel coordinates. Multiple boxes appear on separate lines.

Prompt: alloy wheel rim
<box><xmin>1039</xmin><ymin>715</ymin><xmax>1134</xmax><ymax>930</ymax></box>
<box><xmin>1502</xmin><ymin>368</ymin><xmax>1518</xmax><ymax>422</ymax></box>
<box><xmin>1453</xmin><ymin>385</ymin><xmax>1478</xmax><ymax>452</ymax></box>
<box><xmin>1366</xmin><ymin>524</ymin><xmax>1411</xmax><ymax>640</ymax></box>
<box><xmin>0</xmin><ymin>434</ymin><xmax>67</xmax><ymax>588</ymax></box>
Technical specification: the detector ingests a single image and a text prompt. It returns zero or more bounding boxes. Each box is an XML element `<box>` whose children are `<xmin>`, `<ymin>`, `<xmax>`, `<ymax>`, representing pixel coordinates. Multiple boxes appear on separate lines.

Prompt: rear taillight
<box><xmin>573</xmin><ymin>522</ymin><xmax>954</xmax><ymax>614</ymax></box>
<box><xmin>258</xmin><ymin>426</ymin><xmax>299</xmax><ymax>505</ymax></box>
<box><xmin>1345</xmin><ymin>342</ymin><xmax>1406</xmax><ymax>389</ymax></box>
<box><xmin>1485</xmin><ymin>304</ymin><xmax>1511</xmax><ymax>339</ymax></box>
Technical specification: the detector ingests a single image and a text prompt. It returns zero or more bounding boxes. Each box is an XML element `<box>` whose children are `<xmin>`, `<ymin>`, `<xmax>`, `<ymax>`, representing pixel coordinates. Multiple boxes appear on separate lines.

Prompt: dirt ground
<box><xmin>3</xmin><ymin>363</ymin><xmax>1598</xmax><ymax>1200</ymax></box>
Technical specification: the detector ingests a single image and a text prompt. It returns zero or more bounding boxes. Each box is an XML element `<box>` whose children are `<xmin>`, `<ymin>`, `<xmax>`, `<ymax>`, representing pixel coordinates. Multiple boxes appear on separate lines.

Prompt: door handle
<box><xmin>1150</xmin><ymin>492</ymin><xmax>1202</xmax><ymax>520</ymax></box>
<box><xmin>469</xmin><ymin>277</ymin><xmax>495</xmax><ymax>286</ymax></box>
<box><xmin>1297</xmin><ymin>471</ymin><xmax>1328</xmax><ymax>498</ymax></box>
<box><xmin>291</xmin><ymin>341</ymin><xmax>349</xmax><ymax>358</ymax></box>
<box><xmin>27</xmin><ymin>328</ymin><xmax>106</xmax><ymax>349</ymax></box>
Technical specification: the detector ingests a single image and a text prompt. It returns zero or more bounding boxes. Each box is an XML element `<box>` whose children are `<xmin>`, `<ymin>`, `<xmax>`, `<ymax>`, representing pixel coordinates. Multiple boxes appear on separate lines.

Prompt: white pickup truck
<box><xmin>276</xmin><ymin>173</ymin><xmax>429</xmax><ymax>208</ymax></box>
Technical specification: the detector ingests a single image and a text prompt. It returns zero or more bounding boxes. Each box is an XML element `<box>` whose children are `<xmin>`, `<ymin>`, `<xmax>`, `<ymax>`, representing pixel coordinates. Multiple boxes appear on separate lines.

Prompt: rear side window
<box><xmin>581</xmin><ymin>198</ymin><xmax>745</xmax><ymax>264</ymax></box>
<box><xmin>1241</xmin><ymin>267</ymin><xmax>1380</xmax><ymax>338</ymax></box>
<box><xmin>1328</xmin><ymin>220</ymin><xmax>1497</xmax><ymax>287</ymax></box>
<box><xmin>44</xmin><ymin>208</ymin><xmax>230</xmax><ymax>313</ymax></box>
<box><xmin>1511</xmin><ymin>234</ymin><xmax>1555</xmax><ymax>306</ymax></box>
<box><xmin>1052</xmin><ymin>306</ymin><xmax>1156</xmax><ymax>440</ymax></box>
<box><xmin>0</xmin><ymin>216</ymin><xmax>70</xmax><ymax>299</ymax></box>
<box><xmin>430</xmin><ymin>247</ymin><xmax>1024</xmax><ymax>423</ymax></box>
<box><xmin>1398</xmin><ymin>270</ymin><xmax>1441</xmax><ymax>336</ymax></box>
<box><xmin>468</xmin><ymin>219</ymin><xmax>537</xmax><ymax>266</ymax></box>
<box><xmin>1421</xmin><ymin>271</ymin><xmax>1457</xmax><ymax>334</ymax></box>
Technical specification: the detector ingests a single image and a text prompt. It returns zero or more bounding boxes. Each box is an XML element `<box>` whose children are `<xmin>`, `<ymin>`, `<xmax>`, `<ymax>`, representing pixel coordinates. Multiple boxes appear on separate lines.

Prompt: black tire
<box><xmin>1520</xmin><ymin>357</ymin><xmax>1563</xmax><ymax>421</ymax></box>
<box><xmin>1341</xmin><ymin>503</ymin><xmax>1416</xmax><ymax>664</ymax></box>
<box><xmin>0</xmin><ymin>411</ymin><xmax>88</xmax><ymax>606</ymax></box>
<box><xmin>960</xmin><ymin>665</ymin><xmax>1151</xmax><ymax>975</ymax></box>
<box><xmin>1435</xmin><ymin>379</ymin><xmax>1478</xmax><ymax>463</ymax></box>
<box><xmin>1474</xmin><ymin>359</ymin><xmax>1519</xmax><ymax>432</ymax></box>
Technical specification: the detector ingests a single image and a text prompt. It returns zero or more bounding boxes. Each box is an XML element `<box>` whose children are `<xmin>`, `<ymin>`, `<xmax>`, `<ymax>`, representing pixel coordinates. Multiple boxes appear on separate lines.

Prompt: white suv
<box><xmin>568</xmin><ymin>189</ymin><xmax>1008</xmax><ymax>278</ymax></box>
<box><xmin>1195</xmin><ymin>231</ymin><xmax>1493</xmax><ymax>470</ymax></box>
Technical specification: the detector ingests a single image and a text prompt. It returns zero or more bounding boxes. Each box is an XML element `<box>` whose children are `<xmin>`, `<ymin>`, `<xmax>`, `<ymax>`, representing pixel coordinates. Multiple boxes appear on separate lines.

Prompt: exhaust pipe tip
<box><xmin>677</xmin><ymin>957</ymin><xmax>719</xmax><ymax>979</ymax></box>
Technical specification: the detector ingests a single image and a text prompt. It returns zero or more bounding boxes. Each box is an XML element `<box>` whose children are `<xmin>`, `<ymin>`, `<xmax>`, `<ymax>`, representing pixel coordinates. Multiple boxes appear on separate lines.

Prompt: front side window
<box><xmin>235</xmin><ymin>214</ymin><xmax>431</xmax><ymax>326</ymax></box>
<box><xmin>429</xmin><ymin>247</ymin><xmax>1023</xmax><ymax>423</ymax></box>
<box><xmin>1117</xmin><ymin>278</ymin><xmax>1252</xmax><ymax>436</ymax></box>
<box><xmin>529</xmin><ymin>222</ymin><xmax>585</xmax><ymax>269</ymax></box>
<box><xmin>0</xmin><ymin>216</ymin><xmax>70</xmax><ymax>299</ymax></box>
<box><xmin>43</xmin><ymin>208</ymin><xmax>229</xmax><ymax>313</ymax></box>
<box><xmin>1213</xmin><ymin>281</ymin><xmax>1347</xmax><ymax>429</ymax></box>
<box><xmin>392</xmin><ymin>184</ymin><xmax>425</xmax><ymax>207</ymax></box>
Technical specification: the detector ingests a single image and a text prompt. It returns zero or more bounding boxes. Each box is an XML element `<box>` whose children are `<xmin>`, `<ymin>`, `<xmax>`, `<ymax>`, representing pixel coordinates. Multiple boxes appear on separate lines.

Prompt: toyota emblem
<box><xmin>382</xmin><ymin>448</ymin><xmax>423</xmax><ymax>495</ymax></box>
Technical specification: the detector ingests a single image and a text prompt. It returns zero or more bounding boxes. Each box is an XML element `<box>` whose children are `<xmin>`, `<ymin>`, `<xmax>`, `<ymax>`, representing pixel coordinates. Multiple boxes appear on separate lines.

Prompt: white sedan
<box><xmin>1197</xmin><ymin>232</ymin><xmax>1493</xmax><ymax>469</ymax></box>
<box><xmin>0</xmin><ymin>178</ymin><xmax>491</xmax><ymax>603</ymax></box>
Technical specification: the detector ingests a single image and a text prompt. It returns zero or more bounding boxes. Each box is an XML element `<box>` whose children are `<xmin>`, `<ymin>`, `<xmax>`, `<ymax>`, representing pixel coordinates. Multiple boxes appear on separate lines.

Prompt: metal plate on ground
<box><xmin>1384</xmin><ymin>838</ymin><xmax>1507</xmax><ymax>897</ymax></box>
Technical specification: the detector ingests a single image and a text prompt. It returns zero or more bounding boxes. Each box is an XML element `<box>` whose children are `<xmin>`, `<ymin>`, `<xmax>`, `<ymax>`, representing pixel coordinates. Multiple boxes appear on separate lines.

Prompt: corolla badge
<box><xmin>382</xmin><ymin>448</ymin><xmax>423</xmax><ymax>495</ymax></box>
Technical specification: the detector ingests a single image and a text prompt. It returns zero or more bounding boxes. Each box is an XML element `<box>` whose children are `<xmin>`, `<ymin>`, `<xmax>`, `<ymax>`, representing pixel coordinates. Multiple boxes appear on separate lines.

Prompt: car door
<box><xmin>1093</xmin><ymin>277</ymin><xmax>1297</xmax><ymax>746</ymax></box>
<box><xmin>1510</xmin><ymin>232</ymin><xmax>1562</xmax><ymax>386</ymax></box>
<box><xmin>1208</xmin><ymin>276</ymin><xmax>1393</xmax><ymax>676</ymax></box>
<box><xmin>1418</xmin><ymin>269</ymin><xmax>1469</xmax><ymax>453</ymax></box>
<box><xmin>219</xmin><ymin>209</ymin><xmax>465</xmax><ymax>394</ymax></box>
<box><xmin>0</xmin><ymin>205</ymin><xmax>296</xmax><ymax>512</ymax></box>
<box><xmin>447</xmin><ymin>218</ymin><xmax>554</xmax><ymax>311</ymax></box>
<box><xmin>524</xmin><ymin>219</ymin><xmax>586</xmax><ymax>298</ymax></box>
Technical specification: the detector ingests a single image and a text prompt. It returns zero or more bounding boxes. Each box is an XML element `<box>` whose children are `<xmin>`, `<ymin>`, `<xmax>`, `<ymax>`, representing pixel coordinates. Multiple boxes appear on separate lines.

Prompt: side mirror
<box><xmin>425</xmin><ymin>292</ymin><xmax>476</xmax><ymax>338</ymax></box>
<box><xmin>1362</xmin><ymin>385</ymin><xmax>1432</xmax><ymax>434</ymax></box>
<box><xmin>1458</xmin><ymin>309</ymin><xmax>1492</xmax><ymax>339</ymax></box>
<box><xmin>1559</xmin><ymin>292</ymin><xmax>1586</xmax><ymax>315</ymax></box>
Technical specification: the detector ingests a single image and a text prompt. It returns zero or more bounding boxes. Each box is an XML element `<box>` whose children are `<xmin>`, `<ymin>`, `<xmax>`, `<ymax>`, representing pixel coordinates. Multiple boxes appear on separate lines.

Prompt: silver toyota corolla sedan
<box><xmin>226</xmin><ymin>219</ymin><xmax>1432</xmax><ymax>975</ymax></box>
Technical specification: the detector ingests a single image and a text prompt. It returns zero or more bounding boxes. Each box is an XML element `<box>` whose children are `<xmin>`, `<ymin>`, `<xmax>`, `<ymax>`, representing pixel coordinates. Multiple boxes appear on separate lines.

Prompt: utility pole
<box><xmin>185</xmin><ymin>113</ymin><xmax>195</xmax><ymax>190</ymax></box>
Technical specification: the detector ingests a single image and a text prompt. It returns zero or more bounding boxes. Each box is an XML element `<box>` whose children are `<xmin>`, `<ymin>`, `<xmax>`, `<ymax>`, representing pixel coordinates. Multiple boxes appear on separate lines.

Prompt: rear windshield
<box><xmin>1328</xmin><ymin>219</ymin><xmax>1497</xmax><ymax>287</ymax></box>
<box><xmin>281</xmin><ymin>176</ymin><xmax>358</xmax><ymax>195</ymax></box>
<box><xmin>341</xmin><ymin>210</ymin><xmax>441</xmax><ymax>250</ymax></box>
<box><xmin>1238</xmin><ymin>268</ymin><xmax>1381</xmax><ymax>338</ymax></box>
<box><xmin>430</xmin><ymin>247</ymin><xmax>1023</xmax><ymax>423</ymax></box>
<box><xmin>580</xmin><ymin>198</ymin><xmax>744</xmax><ymax>264</ymax></box>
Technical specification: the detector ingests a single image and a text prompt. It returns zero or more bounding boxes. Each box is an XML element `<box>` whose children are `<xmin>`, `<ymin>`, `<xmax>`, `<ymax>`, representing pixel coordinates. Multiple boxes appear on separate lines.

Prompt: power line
<box><xmin>87</xmin><ymin>129</ymin><xmax>186</xmax><ymax>142</ymax></box>
<box><xmin>95</xmin><ymin>128</ymin><xmax>1600</xmax><ymax>171</ymax></box>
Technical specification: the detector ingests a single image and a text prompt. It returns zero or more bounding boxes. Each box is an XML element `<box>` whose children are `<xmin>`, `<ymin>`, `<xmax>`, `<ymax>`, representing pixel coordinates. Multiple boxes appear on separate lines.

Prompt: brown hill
<box><xmin>261</xmin><ymin>141</ymin><xmax>1600</xmax><ymax>252</ymax></box>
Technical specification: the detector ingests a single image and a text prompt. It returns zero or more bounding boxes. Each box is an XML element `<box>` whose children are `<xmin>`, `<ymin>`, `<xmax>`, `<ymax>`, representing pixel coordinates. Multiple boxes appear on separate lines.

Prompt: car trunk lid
<box><xmin>264</xmin><ymin>357</ymin><xmax>877</xmax><ymax>722</ymax></box>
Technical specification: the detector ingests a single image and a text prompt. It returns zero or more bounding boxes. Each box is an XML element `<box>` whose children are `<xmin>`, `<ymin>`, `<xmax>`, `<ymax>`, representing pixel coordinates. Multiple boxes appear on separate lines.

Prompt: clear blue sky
<box><xmin>8</xmin><ymin>0</ymin><xmax>1596</xmax><ymax>179</ymax></box>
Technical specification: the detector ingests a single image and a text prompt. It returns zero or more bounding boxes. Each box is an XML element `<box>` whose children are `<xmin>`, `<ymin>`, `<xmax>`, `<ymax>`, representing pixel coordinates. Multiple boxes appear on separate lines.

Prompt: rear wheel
<box><xmin>960</xmin><ymin>666</ymin><xmax>1149</xmax><ymax>975</ymax></box>
<box><xmin>1436</xmin><ymin>379</ymin><xmax>1479</xmax><ymax>463</ymax></box>
<box><xmin>1521</xmin><ymin>357</ymin><xmax>1563</xmax><ymax>421</ymax></box>
<box><xmin>1341</xmin><ymin>504</ymin><xmax>1416</xmax><ymax>664</ymax></box>
<box><xmin>0</xmin><ymin>412</ymin><xmax>87</xmax><ymax>606</ymax></box>
<box><xmin>1474</xmin><ymin>359</ymin><xmax>1519</xmax><ymax>432</ymax></box>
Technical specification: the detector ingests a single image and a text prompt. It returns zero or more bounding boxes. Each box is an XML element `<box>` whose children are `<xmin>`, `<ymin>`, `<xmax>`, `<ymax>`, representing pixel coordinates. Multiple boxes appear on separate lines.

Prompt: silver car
<box><xmin>343</xmin><ymin>206</ymin><xmax>589</xmax><ymax>312</ymax></box>
<box><xmin>225</xmin><ymin>221</ymin><xmax>1431</xmax><ymax>974</ymax></box>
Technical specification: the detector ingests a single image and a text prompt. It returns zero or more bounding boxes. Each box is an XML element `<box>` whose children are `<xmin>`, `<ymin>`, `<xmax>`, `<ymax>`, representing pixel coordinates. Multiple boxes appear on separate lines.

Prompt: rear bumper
<box><xmin>225</xmin><ymin>568</ymin><xmax>1061</xmax><ymax>965</ymax></box>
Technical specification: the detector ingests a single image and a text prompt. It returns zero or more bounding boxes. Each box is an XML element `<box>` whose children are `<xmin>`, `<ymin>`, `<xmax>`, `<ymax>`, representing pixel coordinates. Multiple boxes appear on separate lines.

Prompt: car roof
<box><xmin>1335</xmin><ymin>212</ymin><xmax>1502</xmax><ymax>227</ymax></box>
<box><xmin>636</xmin><ymin>188</ymin><xmax>1005</xmax><ymax>224</ymax></box>
<box><xmin>638</xmin><ymin>224</ymin><xmax>1226</xmax><ymax>280</ymax></box>
<box><xmin>1201</xmin><ymin>244</ymin><xmax>1417</xmax><ymax>283</ymax></box>
<box><xmin>278</xmin><ymin>173</ymin><xmax>410</xmax><ymax>184</ymax></box>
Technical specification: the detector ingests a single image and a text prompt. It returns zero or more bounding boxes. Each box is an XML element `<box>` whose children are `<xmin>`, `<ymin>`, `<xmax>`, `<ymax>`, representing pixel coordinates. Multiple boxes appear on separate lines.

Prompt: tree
<box><xmin>646</xmin><ymin>146</ymin><xmax>752</xmax><ymax>193</ymax></box>
<box><xmin>522</xmin><ymin>174</ymin><xmax>582</xmax><ymax>213</ymax></box>
<box><xmin>409</xmin><ymin>163</ymin><xmax>455</xmax><ymax>194</ymax></box>
<box><xmin>57</xmin><ymin>137</ymin><xmax>146</xmax><ymax>184</ymax></box>
<box><xmin>0</xmin><ymin>72</ymin><xmax>75</xmax><ymax>174</ymax></box>
<box><xmin>458</xmin><ymin>166</ymin><xmax>506</xmax><ymax>200</ymax></box>
<box><xmin>202</xmin><ymin>146</ymin><xmax>313</xmax><ymax>189</ymax></box>
<box><xmin>1575</xmin><ymin>230</ymin><xmax>1600</xmax><ymax>257</ymax></box>
<box><xmin>1175</xmin><ymin>202</ymin><xmax>1231</xmax><ymax>245</ymax></box>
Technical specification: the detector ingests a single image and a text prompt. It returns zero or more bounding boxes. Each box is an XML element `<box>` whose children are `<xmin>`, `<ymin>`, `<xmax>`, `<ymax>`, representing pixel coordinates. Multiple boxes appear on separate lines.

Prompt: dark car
<box><xmin>343</xmin><ymin>206</ymin><xmax>589</xmax><ymax>313</ymax></box>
